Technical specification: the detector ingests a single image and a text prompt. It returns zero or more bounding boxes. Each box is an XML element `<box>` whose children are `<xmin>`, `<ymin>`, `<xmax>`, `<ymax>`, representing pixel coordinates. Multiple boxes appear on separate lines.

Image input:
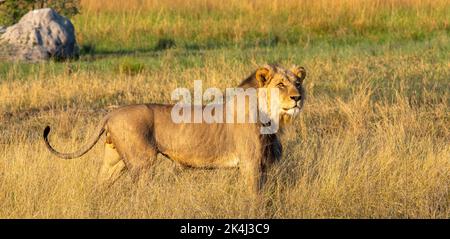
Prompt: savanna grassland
<box><xmin>0</xmin><ymin>0</ymin><xmax>449</xmax><ymax>218</ymax></box>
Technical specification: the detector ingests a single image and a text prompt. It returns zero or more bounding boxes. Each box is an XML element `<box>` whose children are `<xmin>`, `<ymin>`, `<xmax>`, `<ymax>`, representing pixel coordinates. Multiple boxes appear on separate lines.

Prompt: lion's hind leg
<box><xmin>97</xmin><ymin>142</ymin><xmax>126</xmax><ymax>188</ymax></box>
<box><xmin>126</xmin><ymin>144</ymin><xmax>158</xmax><ymax>188</ymax></box>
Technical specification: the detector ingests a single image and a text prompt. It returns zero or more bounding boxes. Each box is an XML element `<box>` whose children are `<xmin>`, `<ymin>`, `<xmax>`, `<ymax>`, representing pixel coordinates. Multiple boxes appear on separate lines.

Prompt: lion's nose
<box><xmin>290</xmin><ymin>95</ymin><xmax>301</xmax><ymax>102</ymax></box>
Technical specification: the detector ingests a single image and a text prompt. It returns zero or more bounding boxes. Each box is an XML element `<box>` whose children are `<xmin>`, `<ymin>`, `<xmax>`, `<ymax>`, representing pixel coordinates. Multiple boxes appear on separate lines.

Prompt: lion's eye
<box><xmin>277</xmin><ymin>83</ymin><xmax>285</xmax><ymax>88</ymax></box>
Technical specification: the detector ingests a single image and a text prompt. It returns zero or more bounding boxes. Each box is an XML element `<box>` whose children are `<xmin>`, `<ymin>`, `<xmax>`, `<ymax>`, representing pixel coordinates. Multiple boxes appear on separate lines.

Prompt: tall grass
<box><xmin>0</xmin><ymin>0</ymin><xmax>448</xmax><ymax>218</ymax></box>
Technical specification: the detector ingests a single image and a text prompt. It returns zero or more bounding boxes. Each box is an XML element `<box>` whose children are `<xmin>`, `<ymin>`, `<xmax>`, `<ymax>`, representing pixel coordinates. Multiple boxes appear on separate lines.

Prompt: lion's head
<box><xmin>239</xmin><ymin>64</ymin><xmax>306</xmax><ymax>124</ymax></box>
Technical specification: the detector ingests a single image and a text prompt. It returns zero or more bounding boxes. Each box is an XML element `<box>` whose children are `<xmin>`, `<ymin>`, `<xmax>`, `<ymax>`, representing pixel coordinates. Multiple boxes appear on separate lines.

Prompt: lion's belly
<box><xmin>152</xmin><ymin>114</ymin><xmax>239</xmax><ymax>168</ymax></box>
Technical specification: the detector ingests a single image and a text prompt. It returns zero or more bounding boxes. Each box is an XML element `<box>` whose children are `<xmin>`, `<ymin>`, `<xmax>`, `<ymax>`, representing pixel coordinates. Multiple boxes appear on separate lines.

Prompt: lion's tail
<box><xmin>43</xmin><ymin>116</ymin><xmax>109</xmax><ymax>159</ymax></box>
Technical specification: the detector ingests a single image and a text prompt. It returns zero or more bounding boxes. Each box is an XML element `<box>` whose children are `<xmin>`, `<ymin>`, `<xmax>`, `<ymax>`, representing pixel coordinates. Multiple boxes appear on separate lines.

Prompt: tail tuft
<box><xmin>43</xmin><ymin>126</ymin><xmax>51</xmax><ymax>138</ymax></box>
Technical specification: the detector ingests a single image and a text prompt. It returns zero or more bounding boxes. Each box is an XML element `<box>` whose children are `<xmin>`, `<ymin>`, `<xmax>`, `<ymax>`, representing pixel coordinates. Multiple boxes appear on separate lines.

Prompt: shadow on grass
<box><xmin>79</xmin><ymin>37</ymin><xmax>179</xmax><ymax>59</ymax></box>
<box><xmin>78</xmin><ymin>35</ymin><xmax>283</xmax><ymax>61</ymax></box>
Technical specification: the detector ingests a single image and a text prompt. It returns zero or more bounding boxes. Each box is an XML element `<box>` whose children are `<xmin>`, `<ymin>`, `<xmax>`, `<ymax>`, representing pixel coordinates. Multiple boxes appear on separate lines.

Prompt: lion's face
<box><xmin>255</xmin><ymin>65</ymin><xmax>306</xmax><ymax>119</ymax></box>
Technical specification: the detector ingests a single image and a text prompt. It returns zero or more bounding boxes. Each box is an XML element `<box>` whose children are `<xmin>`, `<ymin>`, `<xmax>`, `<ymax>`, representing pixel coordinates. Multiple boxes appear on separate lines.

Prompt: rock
<box><xmin>0</xmin><ymin>26</ymin><xmax>6</xmax><ymax>35</ymax></box>
<box><xmin>0</xmin><ymin>8</ymin><xmax>79</xmax><ymax>62</ymax></box>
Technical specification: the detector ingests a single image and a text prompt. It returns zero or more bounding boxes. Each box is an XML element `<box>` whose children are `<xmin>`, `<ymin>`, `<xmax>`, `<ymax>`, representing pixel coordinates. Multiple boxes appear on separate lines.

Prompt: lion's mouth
<box><xmin>284</xmin><ymin>99</ymin><xmax>303</xmax><ymax>110</ymax></box>
<box><xmin>282</xmin><ymin>100</ymin><xmax>304</xmax><ymax>116</ymax></box>
<box><xmin>283</xmin><ymin>104</ymin><xmax>302</xmax><ymax>111</ymax></box>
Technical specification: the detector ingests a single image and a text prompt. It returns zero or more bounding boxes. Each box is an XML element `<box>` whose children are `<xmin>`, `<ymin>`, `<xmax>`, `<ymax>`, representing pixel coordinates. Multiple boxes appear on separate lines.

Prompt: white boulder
<box><xmin>0</xmin><ymin>8</ymin><xmax>79</xmax><ymax>62</ymax></box>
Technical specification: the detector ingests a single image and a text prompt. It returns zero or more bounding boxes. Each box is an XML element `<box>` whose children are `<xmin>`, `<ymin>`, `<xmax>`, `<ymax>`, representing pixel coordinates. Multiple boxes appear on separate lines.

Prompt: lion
<box><xmin>43</xmin><ymin>64</ymin><xmax>306</xmax><ymax>194</ymax></box>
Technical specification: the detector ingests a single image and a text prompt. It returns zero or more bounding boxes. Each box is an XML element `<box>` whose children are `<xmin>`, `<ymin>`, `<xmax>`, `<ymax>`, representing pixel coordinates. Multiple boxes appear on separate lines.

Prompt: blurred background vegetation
<box><xmin>72</xmin><ymin>0</ymin><xmax>448</xmax><ymax>53</ymax></box>
<box><xmin>0</xmin><ymin>0</ymin><xmax>79</xmax><ymax>25</ymax></box>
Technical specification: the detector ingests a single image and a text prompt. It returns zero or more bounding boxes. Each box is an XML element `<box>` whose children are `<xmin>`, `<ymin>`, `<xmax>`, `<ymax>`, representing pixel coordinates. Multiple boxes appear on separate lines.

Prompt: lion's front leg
<box><xmin>239</xmin><ymin>158</ymin><xmax>265</xmax><ymax>196</ymax></box>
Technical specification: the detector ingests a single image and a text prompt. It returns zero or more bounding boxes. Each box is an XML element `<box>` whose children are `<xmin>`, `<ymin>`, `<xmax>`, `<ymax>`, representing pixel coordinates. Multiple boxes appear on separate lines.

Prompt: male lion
<box><xmin>43</xmin><ymin>64</ymin><xmax>306</xmax><ymax>194</ymax></box>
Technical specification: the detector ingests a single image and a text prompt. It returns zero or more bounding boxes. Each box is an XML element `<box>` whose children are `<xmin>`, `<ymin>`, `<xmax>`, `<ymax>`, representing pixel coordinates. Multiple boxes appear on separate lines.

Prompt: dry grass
<box><xmin>0</xmin><ymin>0</ymin><xmax>449</xmax><ymax>218</ymax></box>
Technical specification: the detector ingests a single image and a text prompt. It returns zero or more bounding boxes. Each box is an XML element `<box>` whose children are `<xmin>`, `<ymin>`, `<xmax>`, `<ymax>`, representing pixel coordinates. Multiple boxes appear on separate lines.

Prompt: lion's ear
<box><xmin>255</xmin><ymin>65</ymin><xmax>273</xmax><ymax>87</ymax></box>
<box><xmin>291</xmin><ymin>65</ymin><xmax>306</xmax><ymax>83</ymax></box>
